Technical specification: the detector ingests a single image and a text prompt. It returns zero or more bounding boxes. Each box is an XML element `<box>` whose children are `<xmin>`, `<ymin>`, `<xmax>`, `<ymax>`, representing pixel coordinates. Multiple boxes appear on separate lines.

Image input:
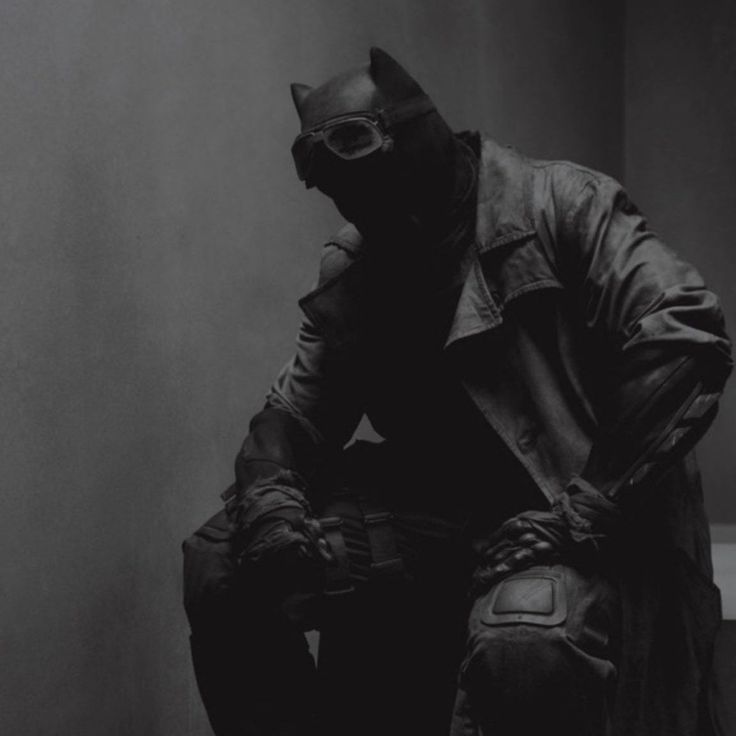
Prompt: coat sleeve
<box><xmin>231</xmin><ymin>242</ymin><xmax>365</xmax><ymax>509</ymax></box>
<box><xmin>551</xmin><ymin>168</ymin><xmax>732</xmax><ymax>501</ymax></box>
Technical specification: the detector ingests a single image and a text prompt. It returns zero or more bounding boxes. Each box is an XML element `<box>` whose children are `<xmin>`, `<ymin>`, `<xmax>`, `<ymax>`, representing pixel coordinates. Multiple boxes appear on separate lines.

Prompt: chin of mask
<box><xmin>331</xmin><ymin>193</ymin><xmax>421</xmax><ymax>240</ymax></box>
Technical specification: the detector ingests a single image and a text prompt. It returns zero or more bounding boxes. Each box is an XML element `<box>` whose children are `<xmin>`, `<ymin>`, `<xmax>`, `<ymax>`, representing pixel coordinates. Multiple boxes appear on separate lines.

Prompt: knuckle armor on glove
<box><xmin>226</xmin><ymin>470</ymin><xmax>332</xmax><ymax>591</ymax></box>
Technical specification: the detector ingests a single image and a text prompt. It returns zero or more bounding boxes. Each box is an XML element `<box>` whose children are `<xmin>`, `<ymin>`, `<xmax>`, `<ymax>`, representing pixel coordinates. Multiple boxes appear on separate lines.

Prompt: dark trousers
<box><xmin>184</xmin><ymin>500</ymin><xmax>472</xmax><ymax>736</ymax></box>
<box><xmin>183</xmin><ymin>443</ymin><xmax>619</xmax><ymax>735</ymax></box>
<box><xmin>451</xmin><ymin>564</ymin><xmax>620</xmax><ymax>736</ymax></box>
<box><xmin>183</xmin><ymin>510</ymin><xmax>620</xmax><ymax>736</ymax></box>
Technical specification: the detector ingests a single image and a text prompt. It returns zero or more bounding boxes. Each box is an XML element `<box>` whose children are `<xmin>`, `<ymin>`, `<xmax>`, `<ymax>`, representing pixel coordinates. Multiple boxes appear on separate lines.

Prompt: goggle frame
<box><xmin>291</xmin><ymin>94</ymin><xmax>435</xmax><ymax>183</ymax></box>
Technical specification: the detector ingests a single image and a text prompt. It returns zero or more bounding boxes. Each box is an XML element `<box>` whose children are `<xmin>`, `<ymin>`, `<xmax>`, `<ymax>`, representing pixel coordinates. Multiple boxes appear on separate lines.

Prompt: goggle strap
<box><xmin>377</xmin><ymin>94</ymin><xmax>435</xmax><ymax>128</ymax></box>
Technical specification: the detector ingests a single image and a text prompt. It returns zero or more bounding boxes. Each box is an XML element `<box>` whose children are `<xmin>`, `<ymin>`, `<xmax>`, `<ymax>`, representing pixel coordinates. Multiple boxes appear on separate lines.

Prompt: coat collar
<box><xmin>299</xmin><ymin>134</ymin><xmax>536</xmax><ymax>349</ymax></box>
<box><xmin>474</xmin><ymin>136</ymin><xmax>535</xmax><ymax>254</ymax></box>
<box><xmin>443</xmin><ymin>136</ymin><xmax>536</xmax><ymax>347</ymax></box>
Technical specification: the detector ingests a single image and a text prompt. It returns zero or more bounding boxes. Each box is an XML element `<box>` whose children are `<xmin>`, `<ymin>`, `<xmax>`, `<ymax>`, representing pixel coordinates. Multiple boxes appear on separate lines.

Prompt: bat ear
<box><xmin>290</xmin><ymin>83</ymin><xmax>313</xmax><ymax>118</ymax></box>
<box><xmin>368</xmin><ymin>47</ymin><xmax>422</xmax><ymax>98</ymax></box>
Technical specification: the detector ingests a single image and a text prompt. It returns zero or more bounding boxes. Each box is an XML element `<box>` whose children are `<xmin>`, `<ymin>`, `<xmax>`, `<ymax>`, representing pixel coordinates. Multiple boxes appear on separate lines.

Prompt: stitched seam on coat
<box><xmin>503</xmin><ymin>278</ymin><xmax>564</xmax><ymax>305</ymax></box>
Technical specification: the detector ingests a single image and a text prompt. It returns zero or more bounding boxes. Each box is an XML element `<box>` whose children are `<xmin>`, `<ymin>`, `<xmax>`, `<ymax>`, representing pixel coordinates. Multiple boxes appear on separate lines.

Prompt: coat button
<box><xmin>517</xmin><ymin>428</ymin><xmax>537</xmax><ymax>453</ymax></box>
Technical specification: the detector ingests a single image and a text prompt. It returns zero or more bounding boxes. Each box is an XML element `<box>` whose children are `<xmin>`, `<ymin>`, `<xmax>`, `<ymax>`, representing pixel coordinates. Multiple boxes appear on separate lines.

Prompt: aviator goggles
<box><xmin>291</xmin><ymin>94</ymin><xmax>435</xmax><ymax>184</ymax></box>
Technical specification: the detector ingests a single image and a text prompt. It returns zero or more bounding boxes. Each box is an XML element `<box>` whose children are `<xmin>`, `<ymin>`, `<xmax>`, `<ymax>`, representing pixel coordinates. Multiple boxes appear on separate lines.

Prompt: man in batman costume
<box><xmin>183</xmin><ymin>48</ymin><xmax>732</xmax><ymax>736</ymax></box>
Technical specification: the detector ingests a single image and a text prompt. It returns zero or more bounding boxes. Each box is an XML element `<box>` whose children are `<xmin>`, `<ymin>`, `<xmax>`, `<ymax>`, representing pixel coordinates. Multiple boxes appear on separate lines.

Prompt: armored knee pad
<box><xmin>463</xmin><ymin>566</ymin><xmax>573</xmax><ymax>696</ymax></box>
<box><xmin>480</xmin><ymin>565</ymin><xmax>568</xmax><ymax>627</ymax></box>
<box><xmin>457</xmin><ymin>564</ymin><xmax>619</xmax><ymax>736</ymax></box>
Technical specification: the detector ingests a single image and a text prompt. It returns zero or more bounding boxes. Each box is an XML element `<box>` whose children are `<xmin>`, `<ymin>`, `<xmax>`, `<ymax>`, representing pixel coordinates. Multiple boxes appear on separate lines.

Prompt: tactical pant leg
<box><xmin>182</xmin><ymin>508</ymin><xmax>320</xmax><ymax>736</ymax></box>
<box><xmin>315</xmin><ymin>522</ymin><xmax>471</xmax><ymax>736</ymax></box>
<box><xmin>316</xmin><ymin>581</ymin><xmax>468</xmax><ymax>736</ymax></box>
<box><xmin>182</xmin><ymin>440</ymin><xmax>482</xmax><ymax>736</ymax></box>
<box><xmin>451</xmin><ymin>564</ymin><xmax>620</xmax><ymax>736</ymax></box>
<box><xmin>182</xmin><ymin>503</ymin><xmax>472</xmax><ymax>736</ymax></box>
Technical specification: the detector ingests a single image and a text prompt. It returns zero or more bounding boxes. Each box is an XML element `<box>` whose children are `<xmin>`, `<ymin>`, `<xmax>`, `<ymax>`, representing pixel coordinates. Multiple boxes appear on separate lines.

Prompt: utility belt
<box><xmin>317</xmin><ymin>490</ymin><xmax>407</xmax><ymax>596</ymax></box>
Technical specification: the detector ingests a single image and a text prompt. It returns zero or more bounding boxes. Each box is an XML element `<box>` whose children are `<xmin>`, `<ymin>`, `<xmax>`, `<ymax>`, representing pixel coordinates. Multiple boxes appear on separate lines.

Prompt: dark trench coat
<box><xmin>252</xmin><ymin>134</ymin><xmax>732</xmax><ymax>735</ymax></box>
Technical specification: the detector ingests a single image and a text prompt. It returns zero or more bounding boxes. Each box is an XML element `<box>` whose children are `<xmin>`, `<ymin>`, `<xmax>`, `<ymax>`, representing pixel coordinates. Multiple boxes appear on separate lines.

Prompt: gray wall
<box><xmin>625</xmin><ymin>0</ymin><xmax>736</xmax><ymax>522</ymax></box>
<box><xmin>0</xmin><ymin>1</ymin><xmax>666</xmax><ymax>733</ymax></box>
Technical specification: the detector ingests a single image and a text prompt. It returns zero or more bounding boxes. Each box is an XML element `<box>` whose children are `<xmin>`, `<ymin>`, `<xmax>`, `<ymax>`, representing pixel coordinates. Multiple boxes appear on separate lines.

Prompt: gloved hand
<box><xmin>471</xmin><ymin>477</ymin><xmax>621</xmax><ymax>593</ymax></box>
<box><xmin>242</xmin><ymin>507</ymin><xmax>332</xmax><ymax>579</ymax></box>
<box><xmin>227</xmin><ymin>470</ymin><xmax>333</xmax><ymax>601</ymax></box>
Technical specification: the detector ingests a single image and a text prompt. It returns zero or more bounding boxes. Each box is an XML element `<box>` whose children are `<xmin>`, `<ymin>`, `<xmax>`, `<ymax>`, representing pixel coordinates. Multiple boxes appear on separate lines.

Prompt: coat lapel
<box><xmin>444</xmin><ymin>137</ymin><xmax>536</xmax><ymax>348</ymax></box>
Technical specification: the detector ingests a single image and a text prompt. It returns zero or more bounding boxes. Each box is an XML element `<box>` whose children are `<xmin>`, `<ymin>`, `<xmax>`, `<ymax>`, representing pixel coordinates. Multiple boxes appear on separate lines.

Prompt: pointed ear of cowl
<box><xmin>290</xmin><ymin>83</ymin><xmax>313</xmax><ymax>120</ymax></box>
<box><xmin>368</xmin><ymin>47</ymin><xmax>423</xmax><ymax>99</ymax></box>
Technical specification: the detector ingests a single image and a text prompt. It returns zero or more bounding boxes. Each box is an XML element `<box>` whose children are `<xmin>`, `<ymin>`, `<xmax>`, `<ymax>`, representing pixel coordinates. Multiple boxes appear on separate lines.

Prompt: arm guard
<box><xmin>581</xmin><ymin>351</ymin><xmax>729</xmax><ymax>503</ymax></box>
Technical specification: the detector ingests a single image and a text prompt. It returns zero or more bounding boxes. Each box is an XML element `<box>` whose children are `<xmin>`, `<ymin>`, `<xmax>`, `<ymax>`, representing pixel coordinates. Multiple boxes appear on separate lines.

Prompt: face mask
<box><xmin>290</xmin><ymin>48</ymin><xmax>468</xmax><ymax>241</ymax></box>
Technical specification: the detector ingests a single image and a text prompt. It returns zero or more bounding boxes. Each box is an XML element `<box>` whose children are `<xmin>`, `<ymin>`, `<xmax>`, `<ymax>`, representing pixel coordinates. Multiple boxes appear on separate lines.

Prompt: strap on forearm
<box><xmin>581</xmin><ymin>352</ymin><xmax>726</xmax><ymax>502</ymax></box>
<box><xmin>604</xmin><ymin>382</ymin><xmax>719</xmax><ymax>501</ymax></box>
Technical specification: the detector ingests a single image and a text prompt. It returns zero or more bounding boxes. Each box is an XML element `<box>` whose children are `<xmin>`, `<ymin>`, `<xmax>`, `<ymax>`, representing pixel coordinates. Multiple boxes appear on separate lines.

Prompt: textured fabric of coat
<box><xmin>244</xmin><ymin>133</ymin><xmax>731</xmax><ymax>735</ymax></box>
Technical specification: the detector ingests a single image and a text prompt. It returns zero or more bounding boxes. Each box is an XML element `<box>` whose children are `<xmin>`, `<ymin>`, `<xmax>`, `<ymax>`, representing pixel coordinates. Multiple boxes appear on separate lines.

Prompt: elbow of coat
<box><xmin>620</xmin><ymin>325</ymin><xmax>732</xmax><ymax>397</ymax></box>
<box><xmin>261</xmin><ymin>395</ymin><xmax>326</xmax><ymax>446</ymax></box>
<box><xmin>684</xmin><ymin>337</ymin><xmax>733</xmax><ymax>394</ymax></box>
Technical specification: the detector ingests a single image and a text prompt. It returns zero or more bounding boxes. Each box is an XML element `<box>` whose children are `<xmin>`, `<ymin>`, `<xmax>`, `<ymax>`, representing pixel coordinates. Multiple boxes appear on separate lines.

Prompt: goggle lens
<box><xmin>322</xmin><ymin>120</ymin><xmax>383</xmax><ymax>159</ymax></box>
<box><xmin>292</xmin><ymin>118</ymin><xmax>385</xmax><ymax>182</ymax></box>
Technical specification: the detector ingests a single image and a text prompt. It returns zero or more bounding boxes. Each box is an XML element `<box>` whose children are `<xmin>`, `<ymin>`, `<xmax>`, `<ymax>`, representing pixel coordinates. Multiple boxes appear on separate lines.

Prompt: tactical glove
<box><xmin>227</xmin><ymin>470</ymin><xmax>333</xmax><ymax>600</ymax></box>
<box><xmin>472</xmin><ymin>477</ymin><xmax>620</xmax><ymax>593</ymax></box>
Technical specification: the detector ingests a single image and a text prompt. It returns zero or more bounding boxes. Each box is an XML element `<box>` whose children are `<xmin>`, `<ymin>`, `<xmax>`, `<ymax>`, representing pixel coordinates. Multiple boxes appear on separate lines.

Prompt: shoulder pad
<box><xmin>317</xmin><ymin>223</ymin><xmax>365</xmax><ymax>286</ymax></box>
